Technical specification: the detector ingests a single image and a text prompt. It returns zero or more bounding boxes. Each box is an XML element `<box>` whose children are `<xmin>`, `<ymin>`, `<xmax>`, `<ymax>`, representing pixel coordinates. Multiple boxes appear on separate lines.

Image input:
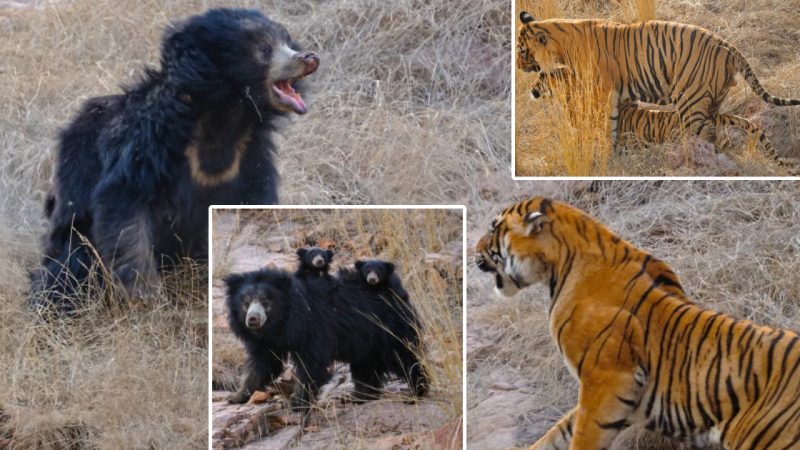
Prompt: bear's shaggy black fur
<box><xmin>30</xmin><ymin>8</ymin><xmax>319</xmax><ymax>312</ymax></box>
<box><xmin>224</xmin><ymin>266</ymin><xmax>427</xmax><ymax>410</ymax></box>
<box><xmin>353</xmin><ymin>259</ymin><xmax>410</xmax><ymax>302</ymax></box>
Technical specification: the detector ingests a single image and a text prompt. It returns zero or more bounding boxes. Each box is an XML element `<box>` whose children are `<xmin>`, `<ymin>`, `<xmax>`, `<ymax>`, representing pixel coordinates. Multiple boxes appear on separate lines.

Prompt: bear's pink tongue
<box><xmin>272</xmin><ymin>80</ymin><xmax>306</xmax><ymax>114</ymax></box>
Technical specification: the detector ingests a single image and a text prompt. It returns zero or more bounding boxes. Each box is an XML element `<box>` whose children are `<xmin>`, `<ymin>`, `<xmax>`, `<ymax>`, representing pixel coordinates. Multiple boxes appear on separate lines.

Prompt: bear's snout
<box><xmin>245</xmin><ymin>302</ymin><xmax>267</xmax><ymax>329</ymax></box>
<box><xmin>312</xmin><ymin>255</ymin><xmax>325</xmax><ymax>267</ymax></box>
<box><xmin>366</xmin><ymin>271</ymin><xmax>379</xmax><ymax>285</ymax></box>
<box><xmin>296</xmin><ymin>51</ymin><xmax>320</xmax><ymax>77</ymax></box>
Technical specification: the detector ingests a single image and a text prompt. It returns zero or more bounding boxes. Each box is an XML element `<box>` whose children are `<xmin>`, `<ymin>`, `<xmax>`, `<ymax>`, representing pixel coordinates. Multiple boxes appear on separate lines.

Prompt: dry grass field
<box><xmin>514</xmin><ymin>0</ymin><xmax>800</xmax><ymax>176</ymax></box>
<box><xmin>210</xmin><ymin>208</ymin><xmax>463</xmax><ymax>448</ymax></box>
<box><xmin>467</xmin><ymin>180</ymin><xmax>800</xmax><ymax>449</ymax></box>
<box><xmin>0</xmin><ymin>0</ymin><xmax>508</xmax><ymax>448</ymax></box>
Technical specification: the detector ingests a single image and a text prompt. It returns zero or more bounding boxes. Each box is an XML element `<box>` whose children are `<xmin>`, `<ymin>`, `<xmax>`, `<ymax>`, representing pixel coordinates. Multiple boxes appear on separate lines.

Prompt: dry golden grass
<box><xmin>467</xmin><ymin>180</ymin><xmax>800</xmax><ymax>449</ymax></box>
<box><xmin>0</xmin><ymin>0</ymin><xmax>509</xmax><ymax>447</ymax></box>
<box><xmin>516</xmin><ymin>42</ymin><xmax>612</xmax><ymax>176</ymax></box>
<box><xmin>211</xmin><ymin>209</ymin><xmax>463</xmax><ymax>444</ymax></box>
<box><xmin>514</xmin><ymin>0</ymin><xmax>800</xmax><ymax>176</ymax></box>
<box><xmin>0</xmin><ymin>262</ymin><xmax>208</xmax><ymax>448</ymax></box>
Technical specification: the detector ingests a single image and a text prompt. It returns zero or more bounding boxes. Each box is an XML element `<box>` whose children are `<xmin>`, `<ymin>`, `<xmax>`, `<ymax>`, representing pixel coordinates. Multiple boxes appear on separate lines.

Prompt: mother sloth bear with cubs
<box><xmin>225</xmin><ymin>247</ymin><xmax>428</xmax><ymax>411</ymax></box>
<box><xmin>29</xmin><ymin>8</ymin><xmax>319</xmax><ymax>312</ymax></box>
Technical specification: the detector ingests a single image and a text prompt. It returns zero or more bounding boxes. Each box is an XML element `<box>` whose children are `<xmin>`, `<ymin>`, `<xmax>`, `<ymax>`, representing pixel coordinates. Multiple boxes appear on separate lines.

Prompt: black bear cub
<box><xmin>354</xmin><ymin>259</ymin><xmax>409</xmax><ymax>301</ymax></box>
<box><xmin>295</xmin><ymin>247</ymin><xmax>334</xmax><ymax>278</ymax></box>
<box><xmin>224</xmin><ymin>264</ymin><xmax>427</xmax><ymax>411</ymax></box>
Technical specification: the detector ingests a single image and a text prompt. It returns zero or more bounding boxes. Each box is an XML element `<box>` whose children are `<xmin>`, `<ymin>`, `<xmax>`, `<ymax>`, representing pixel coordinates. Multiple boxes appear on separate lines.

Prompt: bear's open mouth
<box><xmin>270</xmin><ymin>50</ymin><xmax>319</xmax><ymax>115</ymax></box>
<box><xmin>272</xmin><ymin>79</ymin><xmax>307</xmax><ymax>114</ymax></box>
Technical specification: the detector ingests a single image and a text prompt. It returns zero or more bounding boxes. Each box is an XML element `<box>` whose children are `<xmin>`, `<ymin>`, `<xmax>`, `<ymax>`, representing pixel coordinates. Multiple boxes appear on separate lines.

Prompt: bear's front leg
<box><xmin>395</xmin><ymin>347</ymin><xmax>428</xmax><ymax>398</ymax></box>
<box><xmin>290</xmin><ymin>351</ymin><xmax>333</xmax><ymax>413</ymax></box>
<box><xmin>228</xmin><ymin>346</ymin><xmax>285</xmax><ymax>404</ymax></box>
<box><xmin>349</xmin><ymin>361</ymin><xmax>383</xmax><ymax>402</ymax></box>
<box><xmin>92</xmin><ymin>183</ymin><xmax>161</xmax><ymax>298</ymax></box>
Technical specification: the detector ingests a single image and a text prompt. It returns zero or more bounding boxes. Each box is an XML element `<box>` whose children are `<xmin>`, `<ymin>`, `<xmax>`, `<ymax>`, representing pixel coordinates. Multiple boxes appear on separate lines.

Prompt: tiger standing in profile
<box><xmin>529</xmin><ymin>67</ymin><xmax>793</xmax><ymax>170</ymax></box>
<box><xmin>517</xmin><ymin>12</ymin><xmax>800</xmax><ymax>149</ymax></box>
<box><xmin>475</xmin><ymin>197</ymin><xmax>800</xmax><ymax>450</ymax></box>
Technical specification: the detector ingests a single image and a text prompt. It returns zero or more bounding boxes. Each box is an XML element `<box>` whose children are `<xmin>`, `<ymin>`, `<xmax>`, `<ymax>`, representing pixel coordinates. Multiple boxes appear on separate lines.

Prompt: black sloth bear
<box><xmin>295</xmin><ymin>247</ymin><xmax>334</xmax><ymax>278</ymax></box>
<box><xmin>224</xmin><ymin>265</ymin><xmax>427</xmax><ymax>410</ymax></box>
<box><xmin>30</xmin><ymin>9</ymin><xmax>319</xmax><ymax>312</ymax></box>
<box><xmin>353</xmin><ymin>259</ymin><xmax>409</xmax><ymax>302</ymax></box>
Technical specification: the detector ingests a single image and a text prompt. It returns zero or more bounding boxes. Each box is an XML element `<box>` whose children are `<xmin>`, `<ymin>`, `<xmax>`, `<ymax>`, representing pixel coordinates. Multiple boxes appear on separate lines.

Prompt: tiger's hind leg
<box><xmin>674</xmin><ymin>91</ymin><xmax>718</xmax><ymax>145</ymax></box>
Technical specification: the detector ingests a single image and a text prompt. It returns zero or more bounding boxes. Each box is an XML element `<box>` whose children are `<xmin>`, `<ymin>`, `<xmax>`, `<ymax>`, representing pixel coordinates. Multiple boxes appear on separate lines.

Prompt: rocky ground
<box><xmin>210</xmin><ymin>210</ymin><xmax>463</xmax><ymax>450</ymax></box>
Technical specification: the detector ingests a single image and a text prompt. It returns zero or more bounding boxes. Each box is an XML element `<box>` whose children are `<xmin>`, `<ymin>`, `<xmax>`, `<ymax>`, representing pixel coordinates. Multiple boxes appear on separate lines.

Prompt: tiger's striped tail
<box><xmin>731</xmin><ymin>46</ymin><xmax>800</xmax><ymax>106</ymax></box>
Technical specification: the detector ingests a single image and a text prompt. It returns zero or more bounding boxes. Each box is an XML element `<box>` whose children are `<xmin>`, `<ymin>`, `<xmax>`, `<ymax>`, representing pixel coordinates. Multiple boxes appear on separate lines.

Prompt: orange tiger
<box><xmin>529</xmin><ymin>68</ymin><xmax>791</xmax><ymax>169</ymax></box>
<box><xmin>475</xmin><ymin>197</ymin><xmax>800</xmax><ymax>450</ymax></box>
<box><xmin>516</xmin><ymin>12</ymin><xmax>800</xmax><ymax>148</ymax></box>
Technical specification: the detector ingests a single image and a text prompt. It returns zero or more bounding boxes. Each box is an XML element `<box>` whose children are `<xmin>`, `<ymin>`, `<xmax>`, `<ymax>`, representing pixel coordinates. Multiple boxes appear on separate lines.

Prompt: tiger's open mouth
<box><xmin>271</xmin><ymin>52</ymin><xmax>319</xmax><ymax>114</ymax></box>
<box><xmin>475</xmin><ymin>255</ymin><xmax>495</xmax><ymax>273</ymax></box>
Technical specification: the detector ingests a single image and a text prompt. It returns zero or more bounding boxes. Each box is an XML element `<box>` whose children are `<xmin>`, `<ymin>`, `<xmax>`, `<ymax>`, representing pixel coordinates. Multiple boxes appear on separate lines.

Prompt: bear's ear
<box><xmin>160</xmin><ymin>21</ymin><xmax>218</xmax><ymax>88</ymax></box>
<box><xmin>296</xmin><ymin>248</ymin><xmax>307</xmax><ymax>259</ymax></box>
<box><xmin>385</xmin><ymin>262</ymin><xmax>395</xmax><ymax>274</ymax></box>
<box><xmin>223</xmin><ymin>273</ymin><xmax>245</xmax><ymax>295</ymax></box>
<box><xmin>325</xmin><ymin>249</ymin><xmax>334</xmax><ymax>260</ymax></box>
<box><xmin>354</xmin><ymin>260</ymin><xmax>365</xmax><ymax>272</ymax></box>
<box><xmin>520</xmin><ymin>11</ymin><xmax>535</xmax><ymax>24</ymax></box>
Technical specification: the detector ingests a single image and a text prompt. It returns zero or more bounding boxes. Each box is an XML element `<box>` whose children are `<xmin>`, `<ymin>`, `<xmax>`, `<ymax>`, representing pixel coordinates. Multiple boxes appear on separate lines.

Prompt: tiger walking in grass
<box><xmin>475</xmin><ymin>197</ymin><xmax>800</xmax><ymax>450</ymax></box>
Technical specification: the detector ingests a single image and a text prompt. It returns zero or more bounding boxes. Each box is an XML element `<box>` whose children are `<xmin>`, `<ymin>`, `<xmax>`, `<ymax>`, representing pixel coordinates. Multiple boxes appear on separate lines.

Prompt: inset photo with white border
<box><xmin>209</xmin><ymin>206</ymin><xmax>464</xmax><ymax>448</ymax></box>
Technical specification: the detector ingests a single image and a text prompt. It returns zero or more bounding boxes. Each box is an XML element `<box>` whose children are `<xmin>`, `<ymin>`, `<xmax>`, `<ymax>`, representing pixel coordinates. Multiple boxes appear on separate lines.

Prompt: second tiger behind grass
<box><xmin>475</xmin><ymin>197</ymin><xmax>800</xmax><ymax>450</ymax></box>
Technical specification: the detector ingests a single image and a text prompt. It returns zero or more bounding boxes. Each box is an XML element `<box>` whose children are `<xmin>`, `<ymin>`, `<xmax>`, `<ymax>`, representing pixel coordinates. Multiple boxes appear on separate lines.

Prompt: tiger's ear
<box><xmin>520</xmin><ymin>11</ymin><xmax>535</xmax><ymax>24</ymax></box>
<box><xmin>523</xmin><ymin>211</ymin><xmax>550</xmax><ymax>235</ymax></box>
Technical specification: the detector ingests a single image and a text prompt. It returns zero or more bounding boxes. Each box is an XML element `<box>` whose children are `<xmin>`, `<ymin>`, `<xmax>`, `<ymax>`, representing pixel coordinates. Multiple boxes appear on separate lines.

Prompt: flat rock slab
<box><xmin>227</xmin><ymin>245</ymin><xmax>295</xmax><ymax>273</ymax></box>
